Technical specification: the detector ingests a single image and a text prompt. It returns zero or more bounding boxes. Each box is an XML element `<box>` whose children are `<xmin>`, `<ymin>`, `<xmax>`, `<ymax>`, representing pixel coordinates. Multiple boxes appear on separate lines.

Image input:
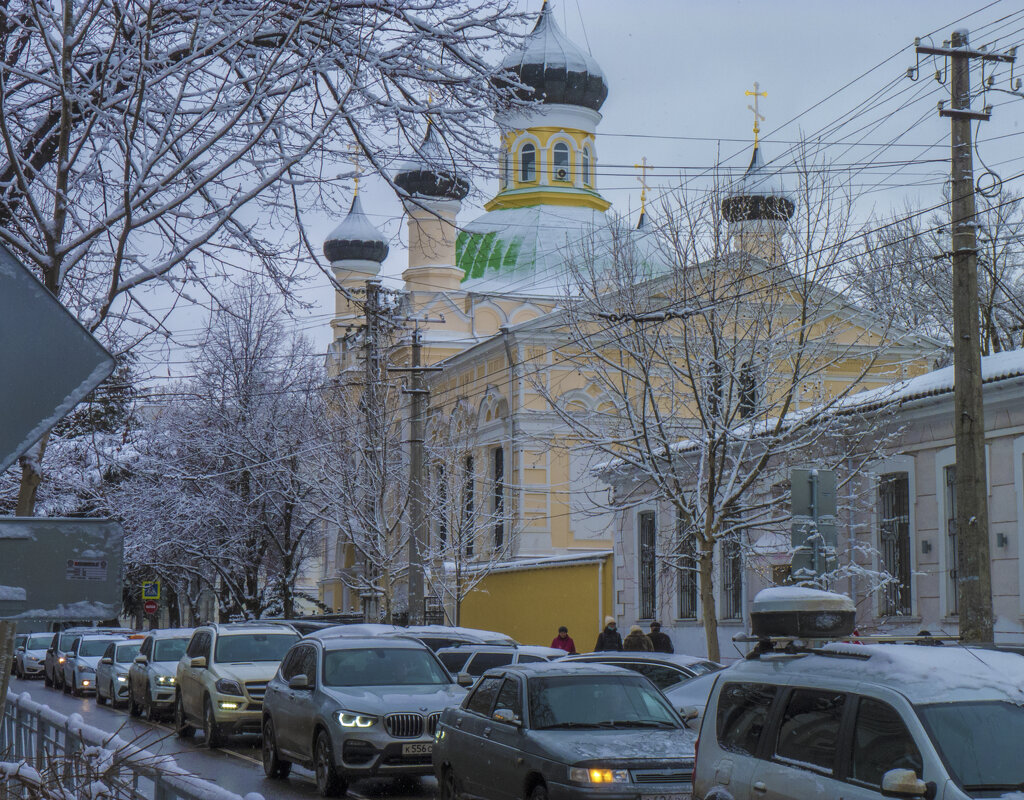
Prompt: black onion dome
<box><xmin>394</xmin><ymin>125</ymin><xmax>470</xmax><ymax>201</ymax></box>
<box><xmin>721</xmin><ymin>145</ymin><xmax>795</xmax><ymax>223</ymax></box>
<box><xmin>324</xmin><ymin>194</ymin><xmax>389</xmax><ymax>264</ymax></box>
<box><xmin>496</xmin><ymin>2</ymin><xmax>608</xmax><ymax>112</ymax></box>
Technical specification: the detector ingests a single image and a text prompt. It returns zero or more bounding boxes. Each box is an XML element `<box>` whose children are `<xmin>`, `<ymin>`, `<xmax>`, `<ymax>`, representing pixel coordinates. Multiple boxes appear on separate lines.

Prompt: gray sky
<box><xmin>134</xmin><ymin>0</ymin><xmax>1024</xmax><ymax>378</ymax></box>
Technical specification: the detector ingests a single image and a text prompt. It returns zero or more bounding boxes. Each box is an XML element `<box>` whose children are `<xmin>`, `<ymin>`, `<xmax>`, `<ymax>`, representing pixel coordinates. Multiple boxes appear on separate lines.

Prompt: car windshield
<box><xmin>687</xmin><ymin>661</ymin><xmax>721</xmax><ymax>676</ymax></box>
<box><xmin>529</xmin><ymin>675</ymin><xmax>681</xmax><ymax>730</ymax></box>
<box><xmin>215</xmin><ymin>633</ymin><xmax>298</xmax><ymax>663</ymax></box>
<box><xmin>153</xmin><ymin>638</ymin><xmax>188</xmax><ymax>662</ymax></box>
<box><xmin>80</xmin><ymin>639</ymin><xmax>113</xmax><ymax>657</ymax></box>
<box><xmin>58</xmin><ymin>633</ymin><xmax>79</xmax><ymax>651</ymax></box>
<box><xmin>918</xmin><ymin>701</ymin><xmax>1024</xmax><ymax>790</ymax></box>
<box><xmin>115</xmin><ymin>643</ymin><xmax>142</xmax><ymax>663</ymax></box>
<box><xmin>323</xmin><ymin>647</ymin><xmax>451</xmax><ymax>687</ymax></box>
<box><xmin>27</xmin><ymin>634</ymin><xmax>51</xmax><ymax>649</ymax></box>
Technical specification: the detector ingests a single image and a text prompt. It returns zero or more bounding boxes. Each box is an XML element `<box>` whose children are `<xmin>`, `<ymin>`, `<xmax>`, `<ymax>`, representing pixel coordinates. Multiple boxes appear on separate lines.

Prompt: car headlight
<box><xmin>26</xmin><ymin>656</ymin><xmax>37</xmax><ymax>663</ymax></box>
<box><xmin>57</xmin><ymin>656</ymin><xmax>65</xmax><ymax>664</ymax></box>
<box><xmin>214</xmin><ymin>679</ymin><xmax>244</xmax><ymax>697</ymax></box>
<box><xmin>116</xmin><ymin>674</ymin><xmax>128</xmax><ymax>683</ymax></box>
<box><xmin>336</xmin><ymin>711</ymin><xmax>377</xmax><ymax>728</ymax></box>
<box><xmin>155</xmin><ymin>675</ymin><xmax>176</xmax><ymax>686</ymax></box>
<box><xmin>77</xmin><ymin>665</ymin><xmax>95</xmax><ymax>674</ymax></box>
<box><xmin>569</xmin><ymin>768</ymin><xmax>631</xmax><ymax>785</ymax></box>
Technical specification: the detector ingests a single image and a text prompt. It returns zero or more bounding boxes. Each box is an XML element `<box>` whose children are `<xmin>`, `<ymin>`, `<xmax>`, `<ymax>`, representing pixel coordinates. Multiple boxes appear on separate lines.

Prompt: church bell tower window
<box><xmin>553</xmin><ymin>142</ymin><xmax>570</xmax><ymax>182</ymax></box>
<box><xmin>582</xmin><ymin>147</ymin><xmax>592</xmax><ymax>187</ymax></box>
<box><xmin>520</xmin><ymin>143</ymin><xmax>536</xmax><ymax>182</ymax></box>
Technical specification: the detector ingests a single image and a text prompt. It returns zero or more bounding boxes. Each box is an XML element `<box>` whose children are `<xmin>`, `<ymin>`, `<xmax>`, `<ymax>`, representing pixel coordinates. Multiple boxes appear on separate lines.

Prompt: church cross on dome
<box><xmin>745</xmin><ymin>81</ymin><xmax>767</xmax><ymax>147</ymax></box>
<box><xmin>349</xmin><ymin>145</ymin><xmax>362</xmax><ymax>196</ymax></box>
<box><xmin>634</xmin><ymin>156</ymin><xmax>650</xmax><ymax>214</ymax></box>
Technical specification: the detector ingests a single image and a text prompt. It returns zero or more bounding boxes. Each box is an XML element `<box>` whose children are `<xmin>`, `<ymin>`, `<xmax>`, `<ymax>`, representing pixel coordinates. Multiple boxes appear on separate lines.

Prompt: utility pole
<box><xmin>407</xmin><ymin>327</ymin><xmax>427</xmax><ymax>625</ymax></box>
<box><xmin>361</xmin><ymin>278</ymin><xmax>383</xmax><ymax>623</ymax></box>
<box><xmin>915</xmin><ymin>31</ymin><xmax>1015</xmax><ymax>643</ymax></box>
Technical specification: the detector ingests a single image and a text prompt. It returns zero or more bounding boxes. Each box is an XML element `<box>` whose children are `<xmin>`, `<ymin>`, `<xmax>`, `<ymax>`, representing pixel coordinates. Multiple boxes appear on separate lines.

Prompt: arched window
<box><xmin>582</xmin><ymin>147</ymin><xmax>592</xmax><ymax>186</ymax></box>
<box><xmin>552</xmin><ymin>142</ymin><xmax>570</xmax><ymax>182</ymax></box>
<box><xmin>520</xmin><ymin>143</ymin><xmax>536</xmax><ymax>182</ymax></box>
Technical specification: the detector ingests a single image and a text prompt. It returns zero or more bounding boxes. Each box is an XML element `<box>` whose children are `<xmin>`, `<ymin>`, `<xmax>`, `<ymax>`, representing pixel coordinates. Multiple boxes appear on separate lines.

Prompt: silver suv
<box><xmin>127</xmin><ymin>628</ymin><xmax>192</xmax><ymax>720</ymax></box>
<box><xmin>62</xmin><ymin>633</ymin><xmax>127</xmax><ymax>696</ymax></box>
<box><xmin>175</xmin><ymin>623</ymin><xmax>299</xmax><ymax>747</ymax></box>
<box><xmin>261</xmin><ymin>635</ymin><xmax>466</xmax><ymax>796</ymax></box>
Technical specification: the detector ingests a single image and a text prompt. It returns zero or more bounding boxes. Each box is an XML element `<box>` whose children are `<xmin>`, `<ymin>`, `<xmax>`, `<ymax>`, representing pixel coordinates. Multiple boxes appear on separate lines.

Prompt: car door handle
<box><xmin>483</xmin><ymin>726</ymin><xmax>492</xmax><ymax>738</ymax></box>
<box><xmin>752</xmin><ymin>781</ymin><xmax>767</xmax><ymax>793</ymax></box>
<box><xmin>454</xmin><ymin>719</ymin><xmax>462</xmax><ymax>728</ymax></box>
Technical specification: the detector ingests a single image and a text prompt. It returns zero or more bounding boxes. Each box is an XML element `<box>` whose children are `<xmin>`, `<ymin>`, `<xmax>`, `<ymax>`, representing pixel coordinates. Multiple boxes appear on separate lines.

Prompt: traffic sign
<box><xmin>142</xmin><ymin>580</ymin><xmax>161</xmax><ymax>601</ymax></box>
<box><xmin>144</xmin><ymin>600</ymin><xmax>158</xmax><ymax>615</ymax></box>
<box><xmin>0</xmin><ymin>245</ymin><xmax>115</xmax><ymax>473</ymax></box>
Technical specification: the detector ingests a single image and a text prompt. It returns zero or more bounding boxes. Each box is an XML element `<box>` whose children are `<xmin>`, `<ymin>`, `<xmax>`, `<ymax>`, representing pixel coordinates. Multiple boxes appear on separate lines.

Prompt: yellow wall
<box><xmin>460</xmin><ymin>558</ymin><xmax>613</xmax><ymax>650</ymax></box>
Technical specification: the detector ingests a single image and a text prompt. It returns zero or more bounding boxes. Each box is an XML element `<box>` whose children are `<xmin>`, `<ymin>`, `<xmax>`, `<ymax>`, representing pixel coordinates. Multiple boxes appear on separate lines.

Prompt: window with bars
<box><xmin>945</xmin><ymin>464</ymin><xmax>958</xmax><ymax>616</ymax></box>
<box><xmin>720</xmin><ymin>535</ymin><xmax>743</xmax><ymax>620</ymax></box>
<box><xmin>493</xmin><ymin>447</ymin><xmax>505</xmax><ymax>549</ymax></box>
<box><xmin>676</xmin><ymin>512</ymin><xmax>698</xmax><ymax>620</ymax></box>
<box><xmin>738</xmin><ymin>362</ymin><xmax>758</xmax><ymax>419</ymax></box>
<box><xmin>463</xmin><ymin>455</ymin><xmax>475</xmax><ymax>557</ymax></box>
<box><xmin>638</xmin><ymin>511</ymin><xmax>657</xmax><ymax>620</ymax></box>
<box><xmin>878</xmin><ymin>472</ymin><xmax>912</xmax><ymax>616</ymax></box>
<box><xmin>436</xmin><ymin>464</ymin><xmax>448</xmax><ymax>547</ymax></box>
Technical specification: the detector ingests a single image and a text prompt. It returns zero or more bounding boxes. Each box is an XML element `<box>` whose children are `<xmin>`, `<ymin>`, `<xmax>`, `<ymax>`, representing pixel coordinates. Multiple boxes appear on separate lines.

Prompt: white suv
<box><xmin>694</xmin><ymin>592</ymin><xmax>1024</xmax><ymax>799</ymax></box>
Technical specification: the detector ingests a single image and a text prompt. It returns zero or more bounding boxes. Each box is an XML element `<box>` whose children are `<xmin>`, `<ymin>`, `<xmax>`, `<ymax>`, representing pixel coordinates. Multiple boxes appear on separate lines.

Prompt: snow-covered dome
<box><xmin>721</xmin><ymin>145</ymin><xmax>795</xmax><ymax>224</ymax></box>
<box><xmin>323</xmin><ymin>194</ymin><xmax>389</xmax><ymax>265</ymax></box>
<box><xmin>394</xmin><ymin>124</ymin><xmax>470</xmax><ymax>201</ymax></box>
<box><xmin>456</xmin><ymin>205</ymin><xmax>667</xmax><ymax>297</ymax></box>
<box><xmin>495</xmin><ymin>2</ymin><xmax>608</xmax><ymax>113</ymax></box>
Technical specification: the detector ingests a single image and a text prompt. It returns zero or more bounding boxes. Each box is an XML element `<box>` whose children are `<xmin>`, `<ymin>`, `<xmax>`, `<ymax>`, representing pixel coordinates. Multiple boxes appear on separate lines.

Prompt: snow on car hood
<box><xmin>321</xmin><ymin>683</ymin><xmax>466</xmax><ymax>714</ymax></box>
<box><xmin>529</xmin><ymin>727</ymin><xmax>695</xmax><ymax>764</ymax></box>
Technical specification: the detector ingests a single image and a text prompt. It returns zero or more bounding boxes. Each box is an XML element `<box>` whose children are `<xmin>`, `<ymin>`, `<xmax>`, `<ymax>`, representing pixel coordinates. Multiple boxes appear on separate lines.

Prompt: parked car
<box><xmin>95</xmin><ymin>638</ymin><xmax>144</xmax><ymax>708</ymax></box>
<box><xmin>62</xmin><ymin>632</ymin><xmax>128</xmax><ymax>696</ymax></box>
<box><xmin>44</xmin><ymin>627</ymin><xmax>133</xmax><ymax>689</ymax></box>
<box><xmin>15</xmin><ymin>632</ymin><xmax>53</xmax><ymax>679</ymax></box>
<box><xmin>435</xmin><ymin>644</ymin><xmax>566</xmax><ymax>680</ymax></box>
<box><xmin>563</xmin><ymin>651</ymin><xmax>722</xmax><ymax>691</ymax></box>
<box><xmin>127</xmin><ymin>628</ymin><xmax>192</xmax><ymax>720</ymax></box>
<box><xmin>391</xmin><ymin>625</ymin><xmax>518</xmax><ymax>651</ymax></box>
<box><xmin>261</xmin><ymin>635</ymin><xmax>467</xmax><ymax>796</ymax></box>
<box><xmin>433</xmin><ymin>661</ymin><xmax>696</xmax><ymax>800</ymax></box>
<box><xmin>175</xmin><ymin>623</ymin><xmax>299</xmax><ymax>747</ymax></box>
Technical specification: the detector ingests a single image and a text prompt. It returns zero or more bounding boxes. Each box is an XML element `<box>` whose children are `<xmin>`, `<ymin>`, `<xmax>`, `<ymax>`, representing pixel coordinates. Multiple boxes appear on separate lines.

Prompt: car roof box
<box><xmin>750</xmin><ymin>587</ymin><xmax>855</xmax><ymax>640</ymax></box>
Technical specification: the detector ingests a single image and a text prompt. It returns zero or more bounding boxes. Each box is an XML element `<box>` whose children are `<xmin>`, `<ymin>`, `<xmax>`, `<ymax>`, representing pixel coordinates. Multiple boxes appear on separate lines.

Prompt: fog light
<box><xmin>219</xmin><ymin>701</ymin><xmax>239</xmax><ymax>710</ymax></box>
<box><xmin>82</xmin><ymin>680</ymin><xmax>91</xmax><ymax>687</ymax></box>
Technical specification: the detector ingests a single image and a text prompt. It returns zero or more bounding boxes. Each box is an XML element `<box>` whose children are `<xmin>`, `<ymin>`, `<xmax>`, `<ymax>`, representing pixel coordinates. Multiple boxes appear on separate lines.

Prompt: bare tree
<box><xmin>535</xmin><ymin>157</ymin><xmax>911</xmax><ymax>661</ymax></box>
<box><xmin>110</xmin><ymin>285</ymin><xmax>325</xmax><ymax>621</ymax></box>
<box><xmin>4</xmin><ymin>0</ymin><xmax>524</xmax><ymax>515</ymax></box>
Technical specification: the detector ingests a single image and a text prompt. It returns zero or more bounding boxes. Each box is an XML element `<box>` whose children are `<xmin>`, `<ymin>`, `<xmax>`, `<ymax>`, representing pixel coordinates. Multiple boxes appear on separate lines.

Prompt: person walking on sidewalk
<box><xmin>623</xmin><ymin>625</ymin><xmax>654</xmax><ymax>651</ymax></box>
<box><xmin>594</xmin><ymin>617</ymin><xmax>622</xmax><ymax>651</ymax></box>
<box><xmin>647</xmin><ymin>621</ymin><xmax>674</xmax><ymax>653</ymax></box>
<box><xmin>550</xmin><ymin>626</ymin><xmax>577</xmax><ymax>654</ymax></box>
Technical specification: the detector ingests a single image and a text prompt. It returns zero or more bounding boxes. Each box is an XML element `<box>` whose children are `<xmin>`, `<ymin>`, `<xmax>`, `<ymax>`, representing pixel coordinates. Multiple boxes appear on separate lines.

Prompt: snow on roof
<box><xmin>458</xmin><ymin>550</ymin><xmax>613</xmax><ymax>575</ymax></box>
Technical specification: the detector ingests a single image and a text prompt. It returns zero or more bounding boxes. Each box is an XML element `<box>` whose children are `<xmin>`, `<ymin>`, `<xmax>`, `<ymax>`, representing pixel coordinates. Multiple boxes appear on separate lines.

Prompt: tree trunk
<box><xmin>15</xmin><ymin>435</ymin><xmax>49</xmax><ymax>516</ymax></box>
<box><xmin>698</xmin><ymin>540</ymin><xmax>720</xmax><ymax>662</ymax></box>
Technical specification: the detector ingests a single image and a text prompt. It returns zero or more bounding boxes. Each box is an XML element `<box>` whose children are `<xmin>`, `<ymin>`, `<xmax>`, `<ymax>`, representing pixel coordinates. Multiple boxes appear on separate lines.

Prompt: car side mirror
<box><xmin>189</xmin><ymin>656</ymin><xmax>207</xmax><ymax>669</ymax></box>
<box><xmin>16</xmin><ymin>646</ymin><xmax>24</xmax><ymax>652</ymax></box>
<box><xmin>881</xmin><ymin>769</ymin><xmax>932</xmax><ymax>799</ymax></box>
<box><xmin>457</xmin><ymin>673</ymin><xmax>474</xmax><ymax>687</ymax></box>
<box><xmin>134</xmin><ymin>655</ymin><xmax>148</xmax><ymax>665</ymax></box>
<box><xmin>680</xmin><ymin>706</ymin><xmax>700</xmax><ymax>728</ymax></box>
<box><xmin>100</xmin><ymin>657</ymin><xmax>113</xmax><ymax>665</ymax></box>
<box><xmin>492</xmin><ymin>707</ymin><xmax>521</xmax><ymax>726</ymax></box>
<box><xmin>288</xmin><ymin>674</ymin><xmax>311</xmax><ymax>690</ymax></box>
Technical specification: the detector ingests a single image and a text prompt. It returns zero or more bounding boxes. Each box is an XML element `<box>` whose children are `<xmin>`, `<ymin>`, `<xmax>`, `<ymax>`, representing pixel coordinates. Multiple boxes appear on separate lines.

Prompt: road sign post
<box><xmin>144</xmin><ymin>600</ymin><xmax>158</xmax><ymax>615</ymax></box>
<box><xmin>142</xmin><ymin>581</ymin><xmax>161</xmax><ymax>601</ymax></box>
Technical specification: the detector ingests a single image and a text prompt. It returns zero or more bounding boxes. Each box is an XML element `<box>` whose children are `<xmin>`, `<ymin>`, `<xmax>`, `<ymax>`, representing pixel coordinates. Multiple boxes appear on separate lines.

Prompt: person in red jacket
<box><xmin>550</xmin><ymin>625</ymin><xmax>576</xmax><ymax>654</ymax></box>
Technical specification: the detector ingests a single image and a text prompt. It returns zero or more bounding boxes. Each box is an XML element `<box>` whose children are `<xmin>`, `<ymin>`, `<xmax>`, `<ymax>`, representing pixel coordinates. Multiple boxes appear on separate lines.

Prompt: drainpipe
<box><xmin>501</xmin><ymin>326</ymin><xmax>520</xmax><ymax>558</ymax></box>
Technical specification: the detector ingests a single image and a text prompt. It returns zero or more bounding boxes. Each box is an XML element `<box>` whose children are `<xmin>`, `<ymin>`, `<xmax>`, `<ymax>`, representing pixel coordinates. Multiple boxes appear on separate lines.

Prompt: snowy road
<box><xmin>7</xmin><ymin>676</ymin><xmax>439</xmax><ymax>800</ymax></box>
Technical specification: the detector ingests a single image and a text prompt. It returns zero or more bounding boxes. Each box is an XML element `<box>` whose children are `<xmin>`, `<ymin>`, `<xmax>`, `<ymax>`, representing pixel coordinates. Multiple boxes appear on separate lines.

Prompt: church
<box><xmin>315</xmin><ymin>3</ymin><xmax>935</xmax><ymax>649</ymax></box>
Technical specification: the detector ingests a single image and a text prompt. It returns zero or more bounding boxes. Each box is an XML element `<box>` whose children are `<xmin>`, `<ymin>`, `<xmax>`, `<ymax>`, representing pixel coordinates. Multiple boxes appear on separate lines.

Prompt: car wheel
<box><xmin>13</xmin><ymin>661</ymin><xmax>21</xmax><ymax>679</ymax></box>
<box><xmin>314</xmin><ymin>730</ymin><xmax>346</xmax><ymax>797</ymax></box>
<box><xmin>96</xmin><ymin>682</ymin><xmax>107</xmax><ymax>706</ymax></box>
<box><xmin>144</xmin><ymin>692</ymin><xmax>155</xmax><ymax>721</ymax></box>
<box><xmin>530</xmin><ymin>783</ymin><xmax>549</xmax><ymax>800</ymax></box>
<box><xmin>43</xmin><ymin>668</ymin><xmax>52</xmax><ymax>688</ymax></box>
<box><xmin>63</xmin><ymin>676</ymin><xmax>71</xmax><ymax>695</ymax></box>
<box><xmin>262</xmin><ymin>718</ymin><xmax>292</xmax><ymax>779</ymax></box>
<box><xmin>440</xmin><ymin>767</ymin><xmax>458</xmax><ymax>800</ymax></box>
<box><xmin>128</xmin><ymin>685</ymin><xmax>141</xmax><ymax>717</ymax></box>
<box><xmin>202</xmin><ymin>696</ymin><xmax>224</xmax><ymax>749</ymax></box>
<box><xmin>174</xmin><ymin>692</ymin><xmax>195</xmax><ymax>739</ymax></box>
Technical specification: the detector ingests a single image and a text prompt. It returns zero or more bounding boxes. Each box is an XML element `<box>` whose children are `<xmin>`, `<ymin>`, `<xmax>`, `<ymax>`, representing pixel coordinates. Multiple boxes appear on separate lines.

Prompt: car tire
<box><xmin>262</xmin><ymin>718</ymin><xmax>292</xmax><ymax>779</ymax></box>
<box><xmin>144</xmin><ymin>692</ymin><xmax>155</xmax><ymax>721</ymax></box>
<box><xmin>96</xmin><ymin>683</ymin><xmax>107</xmax><ymax>706</ymax></box>
<box><xmin>440</xmin><ymin>766</ymin><xmax>458</xmax><ymax>800</ymax></box>
<box><xmin>13</xmin><ymin>661</ymin><xmax>21</xmax><ymax>679</ymax></box>
<box><xmin>203</xmin><ymin>696</ymin><xmax>224</xmax><ymax>749</ymax></box>
<box><xmin>63</xmin><ymin>676</ymin><xmax>71</xmax><ymax>695</ymax></box>
<box><xmin>530</xmin><ymin>783</ymin><xmax>549</xmax><ymax>800</ymax></box>
<box><xmin>44</xmin><ymin>668</ymin><xmax>52</xmax><ymax>688</ymax></box>
<box><xmin>314</xmin><ymin>730</ymin><xmax>346</xmax><ymax>797</ymax></box>
<box><xmin>174</xmin><ymin>692</ymin><xmax>195</xmax><ymax>739</ymax></box>
<box><xmin>128</xmin><ymin>685</ymin><xmax>141</xmax><ymax>717</ymax></box>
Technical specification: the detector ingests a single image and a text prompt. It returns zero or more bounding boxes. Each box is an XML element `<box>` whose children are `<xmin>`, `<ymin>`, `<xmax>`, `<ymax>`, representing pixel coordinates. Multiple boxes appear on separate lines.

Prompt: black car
<box><xmin>562</xmin><ymin>652</ymin><xmax>721</xmax><ymax>692</ymax></box>
<box><xmin>433</xmin><ymin>661</ymin><xmax>695</xmax><ymax>800</ymax></box>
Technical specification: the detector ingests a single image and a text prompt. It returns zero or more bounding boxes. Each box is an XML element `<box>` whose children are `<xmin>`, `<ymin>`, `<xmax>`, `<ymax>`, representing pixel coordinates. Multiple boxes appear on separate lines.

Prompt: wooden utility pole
<box><xmin>916</xmin><ymin>30</ymin><xmax>1014</xmax><ymax>643</ymax></box>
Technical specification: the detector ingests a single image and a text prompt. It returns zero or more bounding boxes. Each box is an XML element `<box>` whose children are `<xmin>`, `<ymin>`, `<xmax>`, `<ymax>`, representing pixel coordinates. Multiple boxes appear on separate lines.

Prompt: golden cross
<box><xmin>634</xmin><ymin>156</ymin><xmax>650</xmax><ymax>213</ymax></box>
<box><xmin>745</xmin><ymin>81</ymin><xmax>767</xmax><ymax>146</ymax></box>
<box><xmin>349</xmin><ymin>145</ymin><xmax>362</xmax><ymax>196</ymax></box>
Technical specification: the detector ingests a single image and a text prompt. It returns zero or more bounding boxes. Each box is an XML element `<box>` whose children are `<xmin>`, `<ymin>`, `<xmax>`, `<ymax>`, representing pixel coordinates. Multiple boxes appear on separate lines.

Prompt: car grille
<box><xmin>426</xmin><ymin>712</ymin><xmax>441</xmax><ymax>736</ymax></box>
<box><xmin>631</xmin><ymin>766</ymin><xmax>694</xmax><ymax>785</ymax></box>
<box><xmin>384</xmin><ymin>713</ymin><xmax>425</xmax><ymax>738</ymax></box>
<box><xmin>244</xmin><ymin>681</ymin><xmax>268</xmax><ymax>702</ymax></box>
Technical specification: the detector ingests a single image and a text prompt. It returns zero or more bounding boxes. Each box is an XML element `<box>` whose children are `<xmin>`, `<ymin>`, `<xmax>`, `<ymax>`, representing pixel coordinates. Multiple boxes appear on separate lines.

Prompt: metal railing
<box><xmin>0</xmin><ymin>690</ymin><xmax>263</xmax><ymax>800</ymax></box>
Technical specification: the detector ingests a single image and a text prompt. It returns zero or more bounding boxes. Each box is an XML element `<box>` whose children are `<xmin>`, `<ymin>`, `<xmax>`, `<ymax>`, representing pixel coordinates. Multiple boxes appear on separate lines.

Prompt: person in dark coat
<box><xmin>623</xmin><ymin>625</ymin><xmax>654</xmax><ymax>651</ymax></box>
<box><xmin>647</xmin><ymin>621</ymin><xmax>674</xmax><ymax>654</ymax></box>
<box><xmin>594</xmin><ymin>617</ymin><xmax>622</xmax><ymax>651</ymax></box>
<box><xmin>550</xmin><ymin>626</ymin><xmax>576</xmax><ymax>654</ymax></box>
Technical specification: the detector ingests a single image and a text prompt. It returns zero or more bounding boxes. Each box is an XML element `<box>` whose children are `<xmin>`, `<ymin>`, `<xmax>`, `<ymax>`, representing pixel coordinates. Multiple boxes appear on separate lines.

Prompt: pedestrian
<box><xmin>647</xmin><ymin>621</ymin><xmax>674</xmax><ymax>654</ymax></box>
<box><xmin>550</xmin><ymin>625</ymin><xmax>576</xmax><ymax>654</ymax></box>
<box><xmin>594</xmin><ymin>616</ymin><xmax>622</xmax><ymax>651</ymax></box>
<box><xmin>623</xmin><ymin>624</ymin><xmax>654</xmax><ymax>651</ymax></box>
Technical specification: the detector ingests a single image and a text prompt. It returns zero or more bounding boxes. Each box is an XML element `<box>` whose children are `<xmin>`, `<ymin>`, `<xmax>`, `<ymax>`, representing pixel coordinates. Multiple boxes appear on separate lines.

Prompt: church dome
<box><xmin>323</xmin><ymin>194</ymin><xmax>389</xmax><ymax>265</ymax></box>
<box><xmin>496</xmin><ymin>2</ymin><xmax>608</xmax><ymax>112</ymax></box>
<box><xmin>394</xmin><ymin>124</ymin><xmax>470</xmax><ymax>201</ymax></box>
<box><xmin>721</xmin><ymin>145</ymin><xmax>795</xmax><ymax>223</ymax></box>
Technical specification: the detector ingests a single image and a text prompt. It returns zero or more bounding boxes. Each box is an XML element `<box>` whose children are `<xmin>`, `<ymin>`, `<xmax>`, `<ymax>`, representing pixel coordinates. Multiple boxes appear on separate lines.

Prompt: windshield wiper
<box><xmin>962</xmin><ymin>784</ymin><xmax>1024</xmax><ymax>791</ymax></box>
<box><xmin>596</xmin><ymin>720</ymin><xmax>676</xmax><ymax>729</ymax></box>
<box><xmin>539</xmin><ymin>722</ymin><xmax>603</xmax><ymax>729</ymax></box>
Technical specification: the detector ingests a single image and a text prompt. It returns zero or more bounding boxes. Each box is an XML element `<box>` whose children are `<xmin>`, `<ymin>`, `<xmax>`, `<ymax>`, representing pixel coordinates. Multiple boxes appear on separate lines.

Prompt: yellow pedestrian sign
<box><xmin>142</xmin><ymin>581</ymin><xmax>161</xmax><ymax>601</ymax></box>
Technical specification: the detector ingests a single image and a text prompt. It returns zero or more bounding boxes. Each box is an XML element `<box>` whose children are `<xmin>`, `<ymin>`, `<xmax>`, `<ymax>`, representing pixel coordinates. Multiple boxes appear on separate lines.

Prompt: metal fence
<box><xmin>0</xmin><ymin>690</ymin><xmax>263</xmax><ymax>800</ymax></box>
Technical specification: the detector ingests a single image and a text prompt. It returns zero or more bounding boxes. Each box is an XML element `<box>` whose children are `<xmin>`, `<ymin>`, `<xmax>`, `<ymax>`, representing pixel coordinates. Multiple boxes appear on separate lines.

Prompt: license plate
<box><xmin>401</xmin><ymin>743</ymin><xmax>433</xmax><ymax>756</ymax></box>
<box><xmin>641</xmin><ymin>794</ymin><xmax>689</xmax><ymax>800</ymax></box>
